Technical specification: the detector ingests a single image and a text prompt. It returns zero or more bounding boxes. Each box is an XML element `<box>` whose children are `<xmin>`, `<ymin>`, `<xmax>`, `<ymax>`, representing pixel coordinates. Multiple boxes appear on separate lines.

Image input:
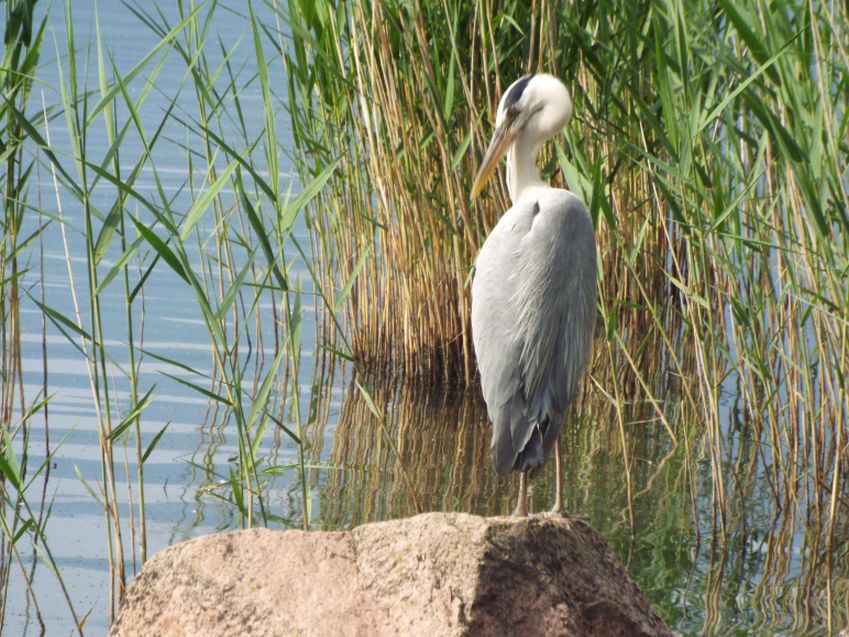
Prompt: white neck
<box><xmin>505</xmin><ymin>132</ymin><xmax>545</xmax><ymax>204</ymax></box>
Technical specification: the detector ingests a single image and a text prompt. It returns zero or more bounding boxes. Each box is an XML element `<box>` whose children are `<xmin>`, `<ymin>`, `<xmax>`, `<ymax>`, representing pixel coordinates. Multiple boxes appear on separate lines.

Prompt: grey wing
<box><xmin>514</xmin><ymin>191</ymin><xmax>596</xmax><ymax>460</ymax></box>
<box><xmin>471</xmin><ymin>202</ymin><xmax>533</xmax><ymax>475</ymax></box>
<box><xmin>472</xmin><ymin>192</ymin><xmax>596</xmax><ymax>476</ymax></box>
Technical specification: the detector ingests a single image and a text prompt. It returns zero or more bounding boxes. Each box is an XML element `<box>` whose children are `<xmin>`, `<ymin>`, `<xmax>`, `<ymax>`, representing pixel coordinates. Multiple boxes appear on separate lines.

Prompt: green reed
<box><xmin>1</xmin><ymin>0</ymin><xmax>846</xmax><ymax>633</ymax></box>
<box><xmin>283</xmin><ymin>0</ymin><xmax>848</xmax><ymax>632</ymax></box>
<box><xmin>0</xmin><ymin>1</ymin><xmax>85</xmax><ymax>631</ymax></box>
<box><xmin>0</xmin><ymin>0</ymin><xmax>358</xmax><ymax>629</ymax></box>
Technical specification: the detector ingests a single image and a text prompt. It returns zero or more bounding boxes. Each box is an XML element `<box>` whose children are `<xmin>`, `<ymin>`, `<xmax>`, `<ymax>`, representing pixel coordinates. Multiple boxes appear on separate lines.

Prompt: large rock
<box><xmin>111</xmin><ymin>512</ymin><xmax>671</xmax><ymax>637</ymax></box>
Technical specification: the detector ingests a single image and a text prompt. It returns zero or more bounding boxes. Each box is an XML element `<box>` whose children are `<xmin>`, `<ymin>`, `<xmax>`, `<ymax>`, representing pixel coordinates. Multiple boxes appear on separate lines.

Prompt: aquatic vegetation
<box><xmin>0</xmin><ymin>0</ymin><xmax>846</xmax><ymax>634</ymax></box>
<box><xmin>287</xmin><ymin>0</ymin><xmax>849</xmax><ymax>633</ymax></box>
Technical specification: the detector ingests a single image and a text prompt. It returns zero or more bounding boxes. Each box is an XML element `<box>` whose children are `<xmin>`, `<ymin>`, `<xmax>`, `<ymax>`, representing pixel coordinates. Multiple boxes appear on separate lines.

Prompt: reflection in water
<box><xmin>321</xmin><ymin>379</ymin><xmax>500</xmax><ymax>526</ymax></box>
<box><xmin>319</xmin><ymin>371</ymin><xmax>848</xmax><ymax>635</ymax></box>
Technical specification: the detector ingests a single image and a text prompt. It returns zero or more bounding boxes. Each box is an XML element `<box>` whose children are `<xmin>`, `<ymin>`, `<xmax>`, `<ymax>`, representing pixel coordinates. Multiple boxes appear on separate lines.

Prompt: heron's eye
<box><xmin>505</xmin><ymin>105</ymin><xmax>521</xmax><ymax>122</ymax></box>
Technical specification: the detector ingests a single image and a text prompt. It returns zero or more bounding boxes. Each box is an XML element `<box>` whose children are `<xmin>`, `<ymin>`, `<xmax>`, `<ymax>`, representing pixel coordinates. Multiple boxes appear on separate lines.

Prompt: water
<box><xmin>9</xmin><ymin>1</ymin><xmax>302</xmax><ymax>632</ymax></box>
<box><xmin>3</xmin><ymin>2</ymin><xmax>846</xmax><ymax>635</ymax></box>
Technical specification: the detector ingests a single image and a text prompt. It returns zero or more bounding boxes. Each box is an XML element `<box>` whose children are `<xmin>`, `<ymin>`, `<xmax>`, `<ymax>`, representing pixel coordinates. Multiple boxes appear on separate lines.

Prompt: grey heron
<box><xmin>470</xmin><ymin>74</ymin><xmax>597</xmax><ymax>516</ymax></box>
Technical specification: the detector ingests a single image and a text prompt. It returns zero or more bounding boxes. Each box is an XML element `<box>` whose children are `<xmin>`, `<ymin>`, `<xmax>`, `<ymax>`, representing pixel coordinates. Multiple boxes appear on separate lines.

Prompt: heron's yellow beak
<box><xmin>470</xmin><ymin>123</ymin><xmax>514</xmax><ymax>199</ymax></box>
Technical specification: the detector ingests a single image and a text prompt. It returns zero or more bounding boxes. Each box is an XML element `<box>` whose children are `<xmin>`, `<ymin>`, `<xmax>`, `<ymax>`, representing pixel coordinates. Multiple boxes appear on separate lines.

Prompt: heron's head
<box><xmin>471</xmin><ymin>74</ymin><xmax>572</xmax><ymax>199</ymax></box>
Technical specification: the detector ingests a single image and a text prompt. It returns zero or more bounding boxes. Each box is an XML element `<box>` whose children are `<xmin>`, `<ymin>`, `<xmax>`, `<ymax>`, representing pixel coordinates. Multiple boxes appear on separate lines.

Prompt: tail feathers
<box><xmin>490</xmin><ymin>405</ymin><xmax>551</xmax><ymax>475</ymax></box>
<box><xmin>513</xmin><ymin>425</ymin><xmax>545</xmax><ymax>472</ymax></box>
<box><xmin>490</xmin><ymin>399</ymin><xmax>531</xmax><ymax>476</ymax></box>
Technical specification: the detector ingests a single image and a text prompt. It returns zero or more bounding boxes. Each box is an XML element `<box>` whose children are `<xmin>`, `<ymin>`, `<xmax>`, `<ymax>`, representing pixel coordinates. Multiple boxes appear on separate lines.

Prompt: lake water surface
<box><xmin>4</xmin><ymin>2</ymin><xmax>843</xmax><ymax>635</ymax></box>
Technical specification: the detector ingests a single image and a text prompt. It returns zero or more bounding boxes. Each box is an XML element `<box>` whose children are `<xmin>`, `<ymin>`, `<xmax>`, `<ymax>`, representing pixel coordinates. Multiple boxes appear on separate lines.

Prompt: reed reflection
<box><xmin>320</xmin><ymin>380</ymin><xmax>501</xmax><ymax>527</ymax></box>
<box><xmin>318</xmin><ymin>369</ymin><xmax>848</xmax><ymax>634</ymax></box>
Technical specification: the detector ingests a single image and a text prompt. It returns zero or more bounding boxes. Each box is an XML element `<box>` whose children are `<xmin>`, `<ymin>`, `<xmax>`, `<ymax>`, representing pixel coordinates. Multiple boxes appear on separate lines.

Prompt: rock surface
<box><xmin>111</xmin><ymin>512</ymin><xmax>672</xmax><ymax>637</ymax></box>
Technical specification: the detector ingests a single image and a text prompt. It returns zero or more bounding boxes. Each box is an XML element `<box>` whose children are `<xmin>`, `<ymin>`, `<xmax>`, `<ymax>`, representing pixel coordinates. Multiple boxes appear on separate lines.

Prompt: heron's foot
<box><xmin>536</xmin><ymin>506</ymin><xmax>590</xmax><ymax>524</ymax></box>
<box><xmin>539</xmin><ymin>510</ymin><xmax>589</xmax><ymax>524</ymax></box>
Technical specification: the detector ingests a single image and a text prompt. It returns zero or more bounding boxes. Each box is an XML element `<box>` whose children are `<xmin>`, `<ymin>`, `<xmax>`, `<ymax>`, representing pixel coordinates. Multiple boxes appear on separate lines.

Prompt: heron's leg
<box><xmin>513</xmin><ymin>470</ymin><xmax>529</xmax><ymax>516</ymax></box>
<box><xmin>549</xmin><ymin>442</ymin><xmax>564</xmax><ymax>515</ymax></box>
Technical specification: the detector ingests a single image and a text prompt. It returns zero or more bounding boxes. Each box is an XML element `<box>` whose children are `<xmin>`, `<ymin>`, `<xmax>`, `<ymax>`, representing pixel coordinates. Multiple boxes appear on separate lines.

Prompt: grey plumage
<box><xmin>469</xmin><ymin>74</ymin><xmax>597</xmax><ymax>514</ymax></box>
<box><xmin>472</xmin><ymin>191</ymin><xmax>596</xmax><ymax>475</ymax></box>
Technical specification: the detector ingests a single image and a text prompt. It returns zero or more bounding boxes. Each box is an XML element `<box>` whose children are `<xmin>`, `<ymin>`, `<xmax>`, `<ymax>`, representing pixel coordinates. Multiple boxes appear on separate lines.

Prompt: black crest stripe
<box><xmin>504</xmin><ymin>75</ymin><xmax>532</xmax><ymax>109</ymax></box>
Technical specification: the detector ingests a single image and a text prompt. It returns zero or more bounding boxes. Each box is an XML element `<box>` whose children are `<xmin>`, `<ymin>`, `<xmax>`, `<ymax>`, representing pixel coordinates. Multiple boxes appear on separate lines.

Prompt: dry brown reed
<box><xmin>285</xmin><ymin>0</ymin><xmax>848</xmax><ymax>630</ymax></box>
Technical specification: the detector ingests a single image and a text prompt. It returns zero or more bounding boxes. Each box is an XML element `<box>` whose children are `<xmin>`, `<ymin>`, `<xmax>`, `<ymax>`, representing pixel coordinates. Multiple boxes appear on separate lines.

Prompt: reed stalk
<box><xmin>284</xmin><ymin>0</ymin><xmax>849</xmax><ymax>631</ymax></box>
<box><xmin>0</xmin><ymin>0</ymin><xmax>845</xmax><ymax>633</ymax></box>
